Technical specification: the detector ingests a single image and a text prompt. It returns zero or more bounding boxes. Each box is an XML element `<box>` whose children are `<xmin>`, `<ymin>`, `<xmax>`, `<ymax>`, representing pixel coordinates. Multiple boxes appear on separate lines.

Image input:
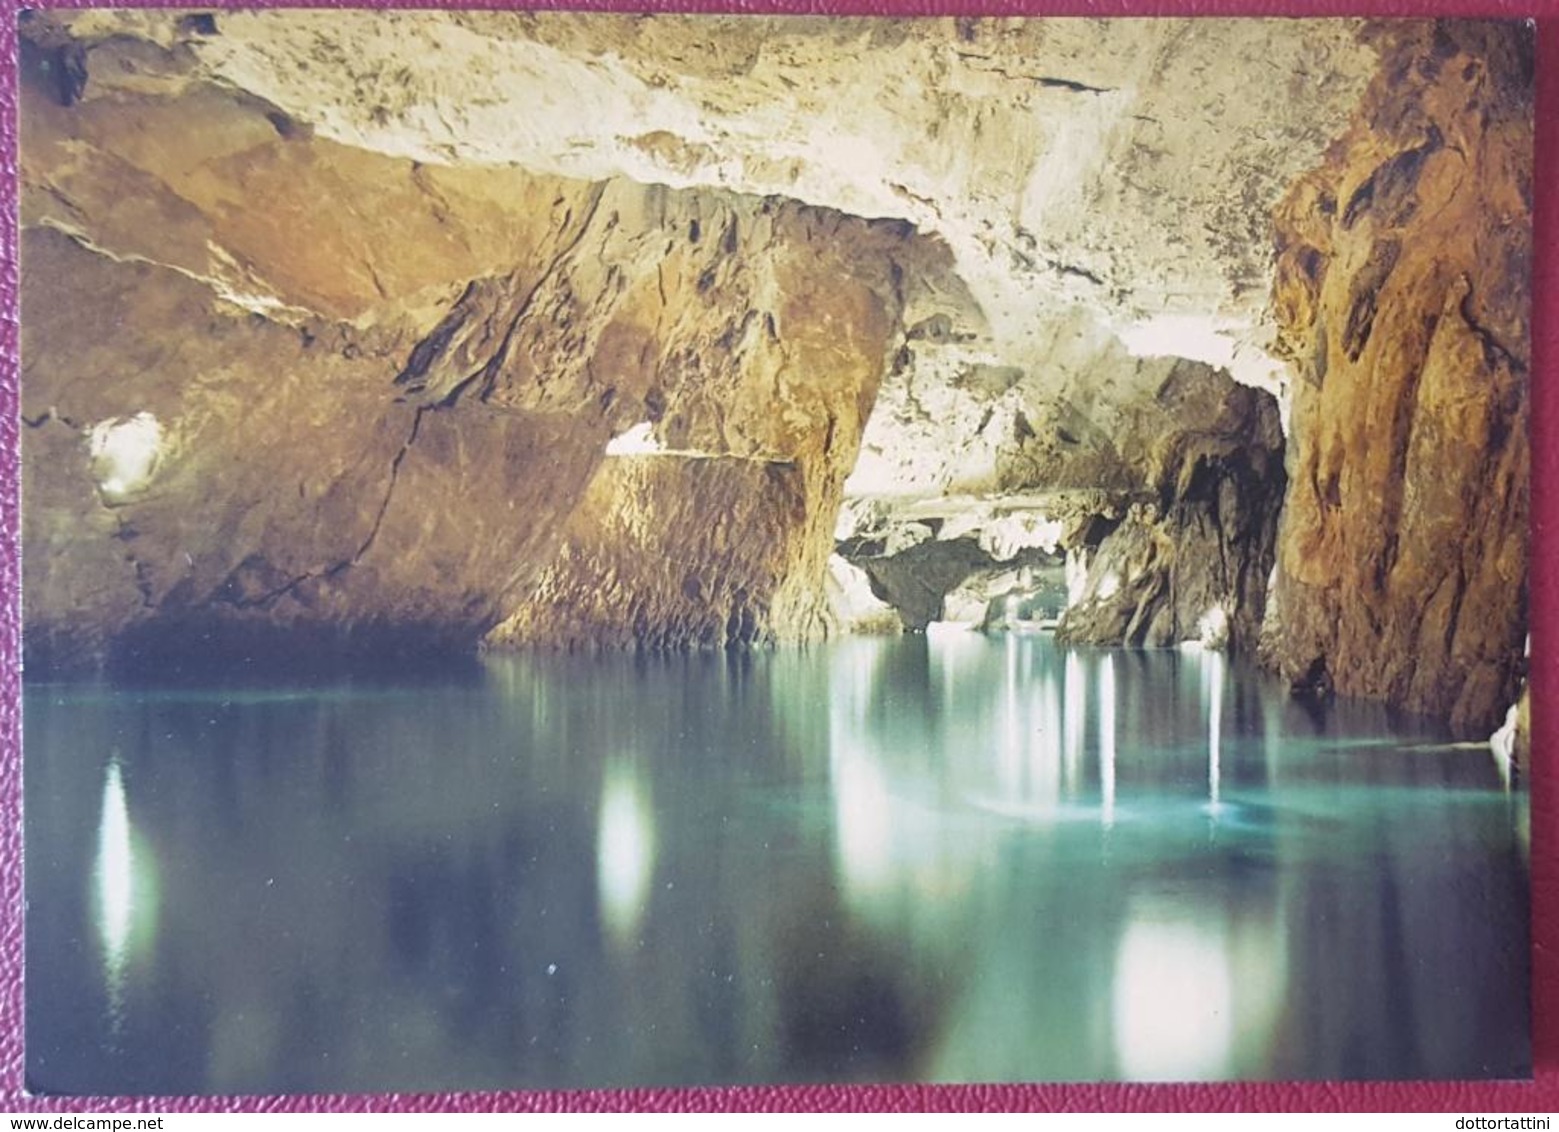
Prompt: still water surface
<box><xmin>26</xmin><ymin>632</ymin><xmax>1529</xmax><ymax>1093</ymax></box>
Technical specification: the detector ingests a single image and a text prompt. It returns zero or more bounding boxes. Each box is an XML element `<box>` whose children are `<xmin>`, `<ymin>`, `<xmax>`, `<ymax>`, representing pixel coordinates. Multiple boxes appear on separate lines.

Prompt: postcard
<box><xmin>17</xmin><ymin>10</ymin><xmax>1531</xmax><ymax>1094</ymax></box>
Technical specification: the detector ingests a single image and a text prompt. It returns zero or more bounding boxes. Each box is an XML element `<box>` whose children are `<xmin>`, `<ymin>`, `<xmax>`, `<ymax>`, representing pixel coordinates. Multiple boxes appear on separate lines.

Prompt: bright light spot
<box><xmin>1099</xmin><ymin>654</ymin><xmax>1116</xmax><ymax>828</ymax></box>
<box><xmin>604</xmin><ymin>421</ymin><xmax>665</xmax><ymax>457</ymax></box>
<box><xmin>1066</xmin><ymin>549</ymin><xmax>1090</xmax><ymax>609</ymax></box>
<box><xmin>95</xmin><ymin>762</ymin><xmax>133</xmax><ymax>975</ymax></box>
<box><xmin>1490</xmin><ymin>700</ymin><xmax>1520</xmax><ymax>791</ymax></box>
<box><xmin>1098</xmin><ymin>572</ymin><xmax>1121</xmax><ymax>601</ymax></box>
<box><xmin>1064</xmin><ymin>651</ymin><xmax>1085</xmax><ymax>796</ymax></box>
<box><xmin>1197</xmin><ymin>605</ymin><xmax>1230</xmax><ymax>651</ymax></box>
<box><xmin>978</xmin><ymin>513</ymin><xmax>1064</xmax><ymax>562</ymax></box>
<box><xmin>833</xmin><ymin>748</ymin><xmax>894</xmax><ymax>898</ymax></box>
<box><xmin>596</xmin><ymin>761</ymin><xmax>657</xmax><ymax>951</ymax></box>
<box><xmin>88</xmin><ymin>412</ymin><xmax>162</xmax><ymax>498</ymax></box>
<box><xmin>1112</xmin><ymin>904</ymin><xmax>1234</xmax><ymax>1080</ymax></box>
<box><xmin>92</xmin><ymin>758</ymin><xmax>160</xmax><ymax>1029</ymax></box>
<box><xmin>1204</xmin><ymin>650</ymin><xmax>1224</xmax><ymax>809</ymax></box>
<box><xmin>1120</xmin><ymin>315</ymin><xmax>1237</xmax><ymax>370</ymax></box>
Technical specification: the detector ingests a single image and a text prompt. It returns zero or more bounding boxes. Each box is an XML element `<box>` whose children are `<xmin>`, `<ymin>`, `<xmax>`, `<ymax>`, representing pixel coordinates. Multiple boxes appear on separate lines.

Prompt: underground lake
<box><xmin>15</xmin><ymin>9</ymin><xmax>1532</xmax><ymax>1098</ymax></box>
<box><xmin>24</xmin><ymin>632</ymin><xmax>1529</xmax><ymax>1093</ymax></box>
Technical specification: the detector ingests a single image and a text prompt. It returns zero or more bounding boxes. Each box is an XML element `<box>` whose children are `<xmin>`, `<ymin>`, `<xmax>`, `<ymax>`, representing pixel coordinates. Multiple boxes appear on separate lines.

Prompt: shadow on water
<box><xmin>94</xmin><ymin>619</ymin><xmax>489</xmax><ymax>690</ymax></box>
<box><xmin>23</xmin><ymin>633</ymin><xmax>1529</xmax><ymax>1093</ymax></box>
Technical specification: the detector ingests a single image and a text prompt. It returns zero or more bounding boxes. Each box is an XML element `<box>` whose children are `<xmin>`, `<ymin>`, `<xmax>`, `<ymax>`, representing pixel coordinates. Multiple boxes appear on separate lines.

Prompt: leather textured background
<box><xmin>1</xmin><ymin>0</ymin><xmax>1555</xmax><ymax>1112</ymax></box>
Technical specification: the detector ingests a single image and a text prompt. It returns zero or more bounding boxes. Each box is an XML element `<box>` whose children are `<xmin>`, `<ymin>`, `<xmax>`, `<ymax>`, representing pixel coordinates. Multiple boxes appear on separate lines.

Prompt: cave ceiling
<box><xmin>25</xmin><ymin>10</ymin><xmax>1380</xmax><ymax>507</ymax></box>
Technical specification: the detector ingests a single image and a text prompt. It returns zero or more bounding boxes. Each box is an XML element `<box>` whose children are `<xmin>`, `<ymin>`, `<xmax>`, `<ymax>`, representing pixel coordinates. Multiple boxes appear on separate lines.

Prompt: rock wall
<box><xmin>850</xmin><ymin>538</ymin><xmax>1061</xmax><ymax>632</ymax></box>
<box><xmin>19</xmin><ymin>51</ymin><xmax>916</xmax><ymax>670</ymax></box>
<box><xmin>406</xmin><ymin>188</ymin><xmax>910</xmax><ymax>652</ymax></box>
<box><xmin>1055</xmin><ymin>361</ymin><xmax>1286</xmax><ymax>651</ymax></box>
<box><xmin>1265</xmin><ymin>20</ymin><xmax>1531</xmax><ymax>733</ymax></box>
<box><xmin>489</xmin><ymin>456</ymin><xmax>813</xmax><ymax>651</ymax></box>
<box><xmin>23</xmin><ymin>227</ymin><xmax>597</xmax><ymax>672</ymax></box>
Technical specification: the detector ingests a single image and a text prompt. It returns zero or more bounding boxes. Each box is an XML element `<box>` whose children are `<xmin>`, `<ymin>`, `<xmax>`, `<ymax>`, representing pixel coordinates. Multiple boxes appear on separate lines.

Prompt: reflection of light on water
<box><xmin>95</xmin><ymin>763</ymin><xmax>133</xmax><ymax>990</ymax></box>
<box><xmin>1112</xmin><ymin>904</ymin><xmax>1233</xmax><ymax>1080</ymax></box>
<box><xmin>596</xmin><ymin>761</ymin><xmax>657</xmax><ymax>952</ymax></box>
<box><xmin>999</xmin><ymin>635</ymin><xmax>1021</xmax><ymax>794</ymax></box>
<box><xmin>830</xmin><ymin>740</ymin><xmax>972</xmax><ymax>913</ymax></box>
<box><xmin>833</xmin><ymin>747</ymin><xmax>894</xmax><ymax>898</ymax></box>
<box><xmin>1099</xmin><ymin>655</ymin><xmax>1116</xmax><ymax>828</ymax></box>
<box><xmin>1204</xmin><ymin>651</ymin><xmax>1224</xmax><ymax>811</ymax></box>
<box><xmin>830</xmin><ymin>640</ymin><xmax>898</xmax><ymax>904</ymax></box>
<box><xmin>930</xmin><ymin>622</ymin><xmax>986</xmax><ymax>705</ymax></box>
<box><xmin>93</xmin><ymin>760</ymin><xmax>157</xmax><ymax>1029</ymax></box>
<box><xmin>1030</xmin><ymin>665</ymin><xmax>1060</xmax><ymax>809</ymax></box>
<box><xmin>832</xmin><ymin>636</ymin><xmax>981</xmax><ymax>911</ymax></box>
<box><xmin>987</xmin><ymin>639</ymin><xmax>1060</xmax><ymax>813</ymax></box>
<box><xmin>1064</xmin><ymin>652</ymin><xmax>1085</xmax><ymax>798</ymax></box>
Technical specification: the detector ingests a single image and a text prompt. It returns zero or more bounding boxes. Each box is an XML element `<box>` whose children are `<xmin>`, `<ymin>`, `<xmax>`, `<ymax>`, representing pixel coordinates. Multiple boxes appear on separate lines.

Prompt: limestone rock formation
<box><xmin>1265</xmin><ymin>20</ymin><xmax>1531</xmax><ymax>734</ymax></box>
<box><xmin>25</xmin><ymin>11</ymin><xmax>1377</xmax><ymax>502</ymax></box>
<box><xmin>489</xmin><ymin>456</ymin><xmax>811</xmax><ymax>651</ymax></box>
<box><xmin>39</xmin><ymin>11</ymin><xmax>1372</xmax><ymax>374</ymax></box>
<box><xmin>1056</xmin><ymin>362</ymin><xmax>1286</xmax><ymax>651</ymax></box>
<box><xmin>20</xmin><ymin>44</ymin><xmax>918</xmax><ymax>668</ymax></box>
<box><xmin>848</xmin><ymin>537</ymin><xmax>1063</xmax><ymax>633</ymax></box>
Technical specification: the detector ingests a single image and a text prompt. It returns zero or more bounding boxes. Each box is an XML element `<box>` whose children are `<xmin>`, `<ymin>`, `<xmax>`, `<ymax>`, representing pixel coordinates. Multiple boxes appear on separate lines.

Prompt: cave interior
<box><xmin>16</xmin><ymin>11</ymin><xmax>1532</xmax><ymax>741</ymax></box>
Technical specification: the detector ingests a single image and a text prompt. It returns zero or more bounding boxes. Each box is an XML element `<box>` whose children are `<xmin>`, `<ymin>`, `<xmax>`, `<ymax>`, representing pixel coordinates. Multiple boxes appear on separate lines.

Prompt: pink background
<box><xmin>1</xmin><ymin>0</ymin><xmax>1555</xmax><ymax>1112</ymax></box>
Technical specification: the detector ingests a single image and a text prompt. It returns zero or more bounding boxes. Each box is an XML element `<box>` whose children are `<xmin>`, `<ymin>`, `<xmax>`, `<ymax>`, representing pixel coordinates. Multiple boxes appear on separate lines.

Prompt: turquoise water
<box><xmin>24</xmin><ymin>632</ymin><xmax>1529</xmax><ymax>1093</ymax></box>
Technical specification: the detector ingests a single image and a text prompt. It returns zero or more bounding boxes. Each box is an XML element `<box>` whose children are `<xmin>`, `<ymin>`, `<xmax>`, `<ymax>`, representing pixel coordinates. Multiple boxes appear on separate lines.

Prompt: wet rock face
<box><xmin>489</xmin><ymin>456</ymin><xmax>813</xmax><ymax>652</ymax></box>
<box><xmin>1265</xmin><ymin>21</ymin><xmax>1531</xmax><ymax>734</ymax></box>
<box><xmin>19</xmin><ymin>60</ymin><xmax>913</xmax><ymax>669</ymax></box>
<box><xmin>1055</xmin><ymin>362</ymin><xmax>1286</xmax><ymax>651</ymax></box>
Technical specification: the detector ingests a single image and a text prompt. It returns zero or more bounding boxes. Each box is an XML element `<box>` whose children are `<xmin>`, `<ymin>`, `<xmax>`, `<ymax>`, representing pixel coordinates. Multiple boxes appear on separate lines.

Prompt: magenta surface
<box><xmin>1</xmin><ymin>0</ymin><xmax>1556</xmax><ymax>1112</ymax></box>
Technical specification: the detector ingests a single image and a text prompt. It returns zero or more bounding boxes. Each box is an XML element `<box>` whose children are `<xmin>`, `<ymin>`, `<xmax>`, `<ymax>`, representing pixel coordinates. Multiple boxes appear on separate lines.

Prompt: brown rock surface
<box><xmin>1265</xmin><ymin>20</ymin><xmax>1531</xmax><ymax>733</ymax></box>
<box><xmin>490</xmin><ymin>456</ymin><xmax>814</xmax><ymax>651</ymax></box>
<box><xmin>20</xmin><ymin>56</ymin><xmax>917</xmax><ymax>669</ymax></box>
<box><xmin>1055</xmin><ymin>361</ymin><xmax>1286</xmax><ymax>651</ymax></box>
<box><xmin>21</xmin><ymin>226</ymin><xmax>608</xmax><ymax>671</ymax></box>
